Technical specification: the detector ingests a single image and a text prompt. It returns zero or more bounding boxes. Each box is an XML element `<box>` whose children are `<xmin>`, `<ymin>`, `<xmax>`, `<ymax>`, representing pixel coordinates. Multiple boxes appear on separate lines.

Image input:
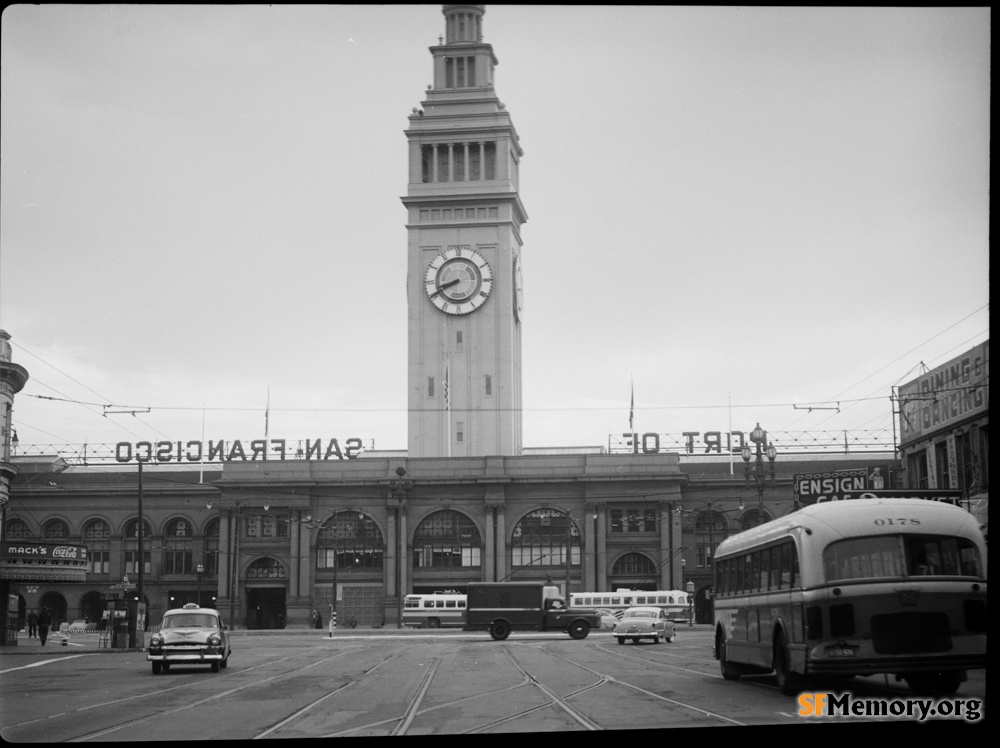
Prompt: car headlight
<box><xmin>209</xmin><ymin>634</ymin><xmax>222</xmax><ymax>646</ymax></box>
<box><xmin>150</xmin><ymin>635</ymin><xmax>163</xmax><ymax>647</ymax></box>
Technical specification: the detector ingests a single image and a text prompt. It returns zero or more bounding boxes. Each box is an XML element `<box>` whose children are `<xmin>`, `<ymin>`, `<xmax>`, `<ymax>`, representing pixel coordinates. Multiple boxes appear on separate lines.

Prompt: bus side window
<box><xmin>760</xmin><ymin>548</ymin><xmax>770</xmax><ymax>591</ymax></box>
<box><xmin>769</xmin><ymin>546</ymin><xmax>781</xmax><ymax>589</ymax></box>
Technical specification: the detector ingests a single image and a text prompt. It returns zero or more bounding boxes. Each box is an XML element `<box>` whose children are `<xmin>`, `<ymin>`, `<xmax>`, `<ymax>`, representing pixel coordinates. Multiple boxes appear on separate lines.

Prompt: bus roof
<box><xmin>714</xmin><ymin>497</ymin><xmax>985</xmax><ymax>560</ymax></box>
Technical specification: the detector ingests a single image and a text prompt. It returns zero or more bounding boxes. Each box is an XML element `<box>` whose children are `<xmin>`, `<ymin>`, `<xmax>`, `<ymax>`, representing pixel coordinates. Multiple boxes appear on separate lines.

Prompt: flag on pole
<box><xmin>629</xmin><ymin>379</ymin><xmax>634</xmax><ymax>432</ymax></box>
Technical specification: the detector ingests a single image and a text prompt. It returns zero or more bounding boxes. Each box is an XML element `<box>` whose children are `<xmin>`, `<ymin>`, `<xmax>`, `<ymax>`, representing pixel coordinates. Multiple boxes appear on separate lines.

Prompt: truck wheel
<box><xmin>489</xmin><ymin>621</ymin><xmax>511</xmax><ymax>641</ymax></box>
<box><xmin>568</xmin><ymin>620</ymin><xmax>590</xmax><ymax>640</ymax></box>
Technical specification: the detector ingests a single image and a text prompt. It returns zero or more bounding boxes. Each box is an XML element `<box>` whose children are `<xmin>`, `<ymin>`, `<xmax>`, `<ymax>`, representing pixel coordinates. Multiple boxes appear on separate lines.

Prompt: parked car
<box><xmin>147</xmin><ymin>603</ymin><xmax>231</xmax><ymax>674</ymax></box>
<box><xmin>594</xmin><ymin>608</ymin><xmax>619</xmax><ymax>630</ymax></box>
<box><xmin>68</xmin><ymin>619</ymin><xmax>97</xmax><ymax>633</ymax></box>
<box><xmin>612</xmin><ymin>606</ymin><xmax>676</xmax><ymax>644</ymax></box>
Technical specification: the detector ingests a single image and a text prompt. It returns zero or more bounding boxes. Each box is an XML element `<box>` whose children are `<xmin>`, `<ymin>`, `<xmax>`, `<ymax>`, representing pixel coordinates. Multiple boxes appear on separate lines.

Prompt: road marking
<box><xmin>0</xmin><ymin>654</ymin><xmax>91</xmax><ymax>674</ymax></box>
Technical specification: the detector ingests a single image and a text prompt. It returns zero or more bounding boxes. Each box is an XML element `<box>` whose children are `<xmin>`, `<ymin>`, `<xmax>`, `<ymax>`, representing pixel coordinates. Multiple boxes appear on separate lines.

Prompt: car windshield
<box><xmin>161</xmin><ymin>613</ymin><xmax>218</xmax><ymax>629</ymax></box>
<box><xmin>623</xmin><ymin>609</ymin><xmax>656</xmax><ymax>619</ymax></box>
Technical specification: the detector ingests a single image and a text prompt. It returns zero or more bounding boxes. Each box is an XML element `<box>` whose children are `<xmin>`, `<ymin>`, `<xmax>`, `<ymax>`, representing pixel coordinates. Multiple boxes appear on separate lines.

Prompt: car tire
<box><xmin>220</xmin><ymin>655</ymin><xmax>228</xmax><ymax>669</ymax></box>
<box><xmin>632</xmin><ymin>638</ymin><xmax>639</xmax><ymax>644</ymax></box>
<box><xmin>152</xmin><ymin>662</ymin><xmax>162</xmax><ymax>675</ymax></box>
<box><xmin>665</xmin><ymin>635</ymin><xmax>674</xmax><ymax>643</ymax></box>
<box><xmin>162</xmin><ymin>664</ymin><xmax>170</xmax><ymax>672</ymax></box>
<box><xmin>652</xmin><ymin>635</ymin><xmax>660</xmax><ymax>644</ymax></box>
<box><xmin>617</xmin><ymin>636</ymin><xmax>625</xmax><ymax>645</ymax></box>
<box><xmin>211</xmin><ymin>661</ymin><xmax>220</xmax><ymax>673</ymax></box>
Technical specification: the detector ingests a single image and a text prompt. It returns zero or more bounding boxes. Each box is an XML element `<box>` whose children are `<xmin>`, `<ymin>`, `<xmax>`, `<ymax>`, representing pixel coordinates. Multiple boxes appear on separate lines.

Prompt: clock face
<box><xmin>513</xmin><ymin>255</ymin><xmax>524</xmax><ymax>321</ymax></box>
<box><xmin>424</xmin><ymin>246</ymin><xmax>493</xmax><ymax>315</ymax></box>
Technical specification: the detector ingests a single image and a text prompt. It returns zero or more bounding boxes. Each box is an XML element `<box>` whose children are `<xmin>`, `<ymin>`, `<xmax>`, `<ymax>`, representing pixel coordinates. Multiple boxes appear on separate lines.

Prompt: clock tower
<box><xmin>403</xmin><ymin>5</ymin><xmax>527</xmax><ymax>458</ymax></box>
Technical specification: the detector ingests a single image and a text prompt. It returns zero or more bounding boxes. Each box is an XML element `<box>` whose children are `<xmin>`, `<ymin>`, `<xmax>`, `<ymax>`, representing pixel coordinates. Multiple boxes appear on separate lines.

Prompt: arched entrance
<box><xmin>39</xmin><ymin>591</ymin><xmax>67</xmax><ymax>628</ymax></box>
<box><xmin>246</xmin><ymin>588</ymin><xmax>286</xmax><ymax>629</ymax></box>
<box><xmin>80</xmin><ymin>591</ymin><xmax>105</xmax><ymax>628</ymax></box>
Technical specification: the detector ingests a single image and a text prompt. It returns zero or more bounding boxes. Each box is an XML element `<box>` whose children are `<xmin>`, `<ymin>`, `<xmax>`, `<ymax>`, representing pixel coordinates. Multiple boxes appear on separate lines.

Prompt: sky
<box><xmin>0</xmin><ymin>5</ymin><xmax>990</xmax><ymax>461</ymax></box>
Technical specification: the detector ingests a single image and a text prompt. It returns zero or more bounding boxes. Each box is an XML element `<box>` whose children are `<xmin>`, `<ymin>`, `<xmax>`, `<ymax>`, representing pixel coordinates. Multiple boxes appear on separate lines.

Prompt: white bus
<box><xmin>401</xmin><ymin>593</ymin><xmax>467</xmax><ymax>628</ymax></box>
<box><xmin>569</xmin><ymin>590</ymin><xmax>691</xmax><ymax>622</ymax></box>
<box><xmin>712</xmin><ymin>497</ymin><xmax>987</xmax><ymax>696</ymax></box>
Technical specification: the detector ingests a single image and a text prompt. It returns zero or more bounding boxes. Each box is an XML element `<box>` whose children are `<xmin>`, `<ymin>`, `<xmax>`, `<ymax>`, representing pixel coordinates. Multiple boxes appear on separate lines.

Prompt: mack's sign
<box><xmin>1</xmin><ymin>542</ymin><xmax>88</xmax><ymax>561</ymax></box>
<box><xmin>114</xmin><ymin>438</ymin><xmax>365</xmax><ymax>463</ymax></box>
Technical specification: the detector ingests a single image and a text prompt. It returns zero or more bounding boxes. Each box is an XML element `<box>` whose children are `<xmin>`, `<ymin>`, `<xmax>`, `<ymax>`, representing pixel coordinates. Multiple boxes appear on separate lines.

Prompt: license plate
<box><xmin>826</xmin><ymin>646</ymin><xmax>857</xmax><ymax>658</ymax></box>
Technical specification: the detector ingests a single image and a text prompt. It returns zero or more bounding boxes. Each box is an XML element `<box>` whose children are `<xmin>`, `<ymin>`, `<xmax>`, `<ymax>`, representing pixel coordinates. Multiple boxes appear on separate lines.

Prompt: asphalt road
<box><xmin>0</xmin><ymin>627</ymin><xmax>986</xmax><ymax>739</ymax></box>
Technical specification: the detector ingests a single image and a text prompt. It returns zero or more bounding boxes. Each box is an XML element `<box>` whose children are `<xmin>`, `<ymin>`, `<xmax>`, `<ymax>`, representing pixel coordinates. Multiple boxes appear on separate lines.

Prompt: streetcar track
<box><xmin>68</xmin><ymin>650</ymin><xmax>357</xmax><ymax>741</ymax></box>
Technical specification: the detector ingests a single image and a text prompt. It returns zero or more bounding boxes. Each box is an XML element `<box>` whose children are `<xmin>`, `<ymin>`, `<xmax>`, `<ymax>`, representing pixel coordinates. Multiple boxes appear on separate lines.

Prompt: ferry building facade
<box><xmin>3</xmin><ymin>7</ymin><xmax>916</xmax><ymax>635</ymax></box>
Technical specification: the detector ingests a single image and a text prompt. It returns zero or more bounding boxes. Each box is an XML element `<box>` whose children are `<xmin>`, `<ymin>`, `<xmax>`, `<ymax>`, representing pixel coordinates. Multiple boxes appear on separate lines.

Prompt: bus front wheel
<box><xmin>718</xmin><ymin>635</ymin><xmax>741</xmax><ymax>681</ymax></box>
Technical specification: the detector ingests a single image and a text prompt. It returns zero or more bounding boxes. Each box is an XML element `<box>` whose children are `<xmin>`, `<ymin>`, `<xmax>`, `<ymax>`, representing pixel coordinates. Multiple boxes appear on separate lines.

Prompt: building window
<box><xmin>5</xmin><ymin>518</ymin><xmax>31</xmax><ymax>539</ymax></box>
<box><xmin>421</xmin><ymin>142</ymin><xmax>496</xmax><ymax>183</ymax></box>
<box><xmin>43</xmin><ymin>519</ymin><xmax>70</xmax><ymax>540</ymax></box>
<box><xmin>412</xmin><ymin>510</ymin><xmax>482</xmax><ymax>568</ymax></box>
<box><xmin>124</xmin><ymin>519</ymin><xmax>152</xmax><ymax>575</ymax></box>
<box><xmin>510</xmin><ymin>509</ymin><xmax>581</xmax><ymax>568</ymax></box>
<box><xmin>694</xmin><ymin>511</ymin><xmax>728</xmax><ymax>569</ymax></box>
<box><xmin>907</xmin><ymin>450</ymin><xmax>929</xmax><ymax>489</ymax></box>
<box><xmin>610</xmin><ymin>508</ymin><xmax>656</xmax><ymax>533</ymax></box>
<box><xmin>204</xmin><ymin>518</ymin><xmax>220</xmax><ymax>575</ymax></box>
<box><xmin>611</xmin><ymin>552</ymin><xmax>656</xmax><ymax>576</ymax></box>
<box><xmin>246</xmin><ymin>515</ymin><xmax>288</xmax><ymax>539</ymax></box>
<box><xmin>739</xmin><ymin>509</ymin><xmax>771</xmax><ymax>531</ymax></box>
<box><xmin>164</xmin><ymin>519</ymin><xmax>193</xmax><ymax>575</ymax></box>
<box><xmin>934</xmin><ymin>441</ymin><xmax>952</xmax><ymax>489</ymax></box>
<box><xmin>316</xmin><ymin>513</ymin><xmax>384</xmax><ymax>569</ymax></box>
<box><xmin>456</xmin><ymin>422</ymin><xmax>464</xmax><ymax>443</ymax></box>
<box><xmin>84</xmin><ymin>519</ymin><xmax>111</xmax><ymax>575</ymax></box>
<box><xmin>246</xmin><ymin>557</ymin><xmax>286</xmax><ymax>579</ymax></box>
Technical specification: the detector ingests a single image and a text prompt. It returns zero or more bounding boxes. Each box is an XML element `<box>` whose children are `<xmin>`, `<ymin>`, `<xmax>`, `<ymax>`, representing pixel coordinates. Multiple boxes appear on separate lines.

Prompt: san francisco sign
<box><xmin>114</xmin><ymin>438</ymin><xmax>365</xmax><ymax>463</ymax></box>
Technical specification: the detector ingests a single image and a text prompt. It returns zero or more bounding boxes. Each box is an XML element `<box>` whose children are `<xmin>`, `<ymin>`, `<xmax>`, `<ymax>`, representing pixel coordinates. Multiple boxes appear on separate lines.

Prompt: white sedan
<box><xmin>612</xmin><ymin>606</ymin><xmax>676</xmax><ymax>644</ymax></box>
<box><xmin>594</xmin><ymin>608</ymin><xmax>620</xmax><ymax>630</ymax></box>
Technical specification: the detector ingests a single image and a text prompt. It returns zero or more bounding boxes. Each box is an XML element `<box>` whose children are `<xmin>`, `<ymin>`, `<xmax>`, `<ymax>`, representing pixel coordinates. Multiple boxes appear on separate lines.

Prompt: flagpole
<box><xmin>265</xmin><ymin>386</ymin><xmax>270</xmax><ymax>441</ymax></box>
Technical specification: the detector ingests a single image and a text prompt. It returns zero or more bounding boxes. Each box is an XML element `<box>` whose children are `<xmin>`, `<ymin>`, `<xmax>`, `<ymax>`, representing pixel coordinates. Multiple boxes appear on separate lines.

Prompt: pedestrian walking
<box><xmin>312</xmin><ymin>609</ymin><xmax>322</xmax><ymax>629</ymax></box>
<box><xmin>27</xmin><ymin>609</ymin><xmax>38</xmax><ymax>638</ymax></box>
<box><xmin>37</xmin><ymin>606</ymin><xmax>52</xmax><ymax>646</ymax></box>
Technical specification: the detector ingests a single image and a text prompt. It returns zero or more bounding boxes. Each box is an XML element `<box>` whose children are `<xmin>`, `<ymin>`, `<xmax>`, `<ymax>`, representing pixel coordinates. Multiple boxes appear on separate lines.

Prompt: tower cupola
<box><xmin>443</xmin><ymin>5</ymin><xmax>485</xmax><ymax>44</ymax></box>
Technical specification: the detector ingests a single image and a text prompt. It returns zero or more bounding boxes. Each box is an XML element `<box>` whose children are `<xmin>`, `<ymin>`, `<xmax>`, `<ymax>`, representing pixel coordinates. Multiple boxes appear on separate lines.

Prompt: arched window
<box><xmin>43</xmin><ymin>519</ymin><xmax>70</xmax><ymax>540</ymax></box>
<box><xmin>611</xmin><ymin>552</ymin><xmax>656</xmax><ymax>576</ymax></box>
<box><xmin>739</xmin><ymin>509</ymin><xmax>771</xmax><ymax>531</ymax></box>
<box><xmin>695</xmin><ymin>511</ymin><xmax>728</xmax><ymax>569</ymax></box>
<box><xmin>204</xmin><ymin>518</ymin><xmax>220</xmax><ymax>576</ymax></box>
<box><xmin>5</xmin><ymin>518</ymin><xmax>31</xmax><ymax>539</ymax></box>
<box><xmin>316</xmin><ymin>513</ymin><xmax>384</xmax><ymax>569</ymax></box>
<box><xmin>124</xmin><ymin>519</ymin><xmax>153</xmax><ymax>575</ymax></box>
<box><xmin>84</xmin><ymin>520</ymin><xmax>111</xmax><ymax>575</ymax></box>
<box><xmin>412</xmin><ymin>510</ymin><xmax>482</xmax><ymax>568</ymax></box>
<box><xmin>163</xmin><ymin>518</ymin><xmax>193</xmax><ymax>575</ymax></box>
<box><xmin>246</xmin><ymin>557</ymin><xmax>286</xmax><ymax>579</ymax></box>
<box><xmin>510</xmin><ymin>509</ymin><xmax>580</xmax><ymax>568</ymax></box>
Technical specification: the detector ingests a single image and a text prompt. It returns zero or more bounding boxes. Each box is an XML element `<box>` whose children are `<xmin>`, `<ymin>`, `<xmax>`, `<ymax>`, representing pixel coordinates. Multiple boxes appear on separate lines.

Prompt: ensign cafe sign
<box><xmin>114</xmin><ymin>438</ymin><xmax>365</xmax><ymax>463</ymax></box>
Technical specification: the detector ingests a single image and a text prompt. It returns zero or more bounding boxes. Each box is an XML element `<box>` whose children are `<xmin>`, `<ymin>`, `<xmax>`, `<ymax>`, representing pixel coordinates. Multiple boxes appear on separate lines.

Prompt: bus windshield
<box><xmin>823</xmin><ymin>534</ymin><xmax>983</xmax><ymax>582</ymax></box>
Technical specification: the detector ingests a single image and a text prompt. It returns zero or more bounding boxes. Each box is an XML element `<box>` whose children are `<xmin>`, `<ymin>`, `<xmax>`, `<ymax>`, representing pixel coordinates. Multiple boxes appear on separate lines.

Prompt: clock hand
<box><xmin>437</xmin><ymin>278</ymin><xmax>462</xmax><ymax>291</ymax></box>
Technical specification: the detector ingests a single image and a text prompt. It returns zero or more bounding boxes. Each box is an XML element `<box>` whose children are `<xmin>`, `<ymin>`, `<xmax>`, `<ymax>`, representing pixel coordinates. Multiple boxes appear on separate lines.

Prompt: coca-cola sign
<box><xmin>1</xmin><ymin>542</ymin><xmax>88</xmax><ymax>561</ymax></box>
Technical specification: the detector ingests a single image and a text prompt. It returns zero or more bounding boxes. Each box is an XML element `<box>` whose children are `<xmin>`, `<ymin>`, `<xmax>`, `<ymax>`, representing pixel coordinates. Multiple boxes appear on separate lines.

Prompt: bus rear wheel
<box><xmin>905</xmin><ymin>670</ymin><xmax>963</xmax><ymax>696</ymax></box>
<box><xmin>773</xmin><ymin>632</ymin><xmax>804</xmax><ymax>695</ymax></box>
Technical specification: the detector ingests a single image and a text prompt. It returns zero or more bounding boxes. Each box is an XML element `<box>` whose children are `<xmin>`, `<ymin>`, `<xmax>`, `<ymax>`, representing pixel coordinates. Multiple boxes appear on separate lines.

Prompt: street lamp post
<box><xmin>742</xmin><ymin>423</ymin><xmax>777</xmax><ymax>523</ymax></box>
<box><xmin>686</xmin><ymin>580</ymin><xmax>695</xmax><ymax>626</ymax></box>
